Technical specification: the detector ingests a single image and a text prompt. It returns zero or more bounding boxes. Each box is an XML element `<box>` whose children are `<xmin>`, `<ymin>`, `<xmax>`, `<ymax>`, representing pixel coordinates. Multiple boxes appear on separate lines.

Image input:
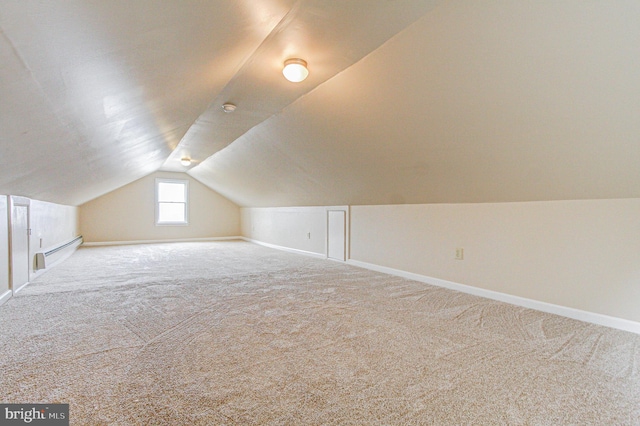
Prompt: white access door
<box><xmin>327</xmin><ymin>210</ymin><xmax>346</xmax><ymax>261</ymax></box>
<box><xmin>11</xmin><ymin>204</ymin><xmax>30</xmax><ymax>293</ymax></box>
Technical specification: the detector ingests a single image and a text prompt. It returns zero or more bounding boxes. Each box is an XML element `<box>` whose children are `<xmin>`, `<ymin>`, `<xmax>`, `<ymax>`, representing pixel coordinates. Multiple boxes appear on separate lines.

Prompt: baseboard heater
<box><xmin>35</xmin><ymin>235</ymin><xmax>83</xmax><ymax>270</ymax></box>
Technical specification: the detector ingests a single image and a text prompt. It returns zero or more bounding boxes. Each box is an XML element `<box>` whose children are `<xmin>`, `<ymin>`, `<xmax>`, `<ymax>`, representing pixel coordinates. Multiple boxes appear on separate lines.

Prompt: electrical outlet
<box><xmin>455</xmin><ymin>248</ymin><xmax>464</xmax><ymax>260</ymax></box>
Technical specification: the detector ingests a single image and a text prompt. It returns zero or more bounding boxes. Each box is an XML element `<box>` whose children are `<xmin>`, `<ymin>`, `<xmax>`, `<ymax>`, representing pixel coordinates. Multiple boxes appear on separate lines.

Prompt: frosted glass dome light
<box><xmin>282</xmin><ymin>58</ymin><xmax>309</xmax><ymax>83</ymax></box>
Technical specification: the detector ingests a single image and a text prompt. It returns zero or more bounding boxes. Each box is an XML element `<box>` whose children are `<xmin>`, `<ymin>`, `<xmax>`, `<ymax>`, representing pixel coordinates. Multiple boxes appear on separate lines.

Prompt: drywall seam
<box><xmin>347</xmin><ymin>258</ymin><xmax>640</xmax><ymax>335</ymax></box>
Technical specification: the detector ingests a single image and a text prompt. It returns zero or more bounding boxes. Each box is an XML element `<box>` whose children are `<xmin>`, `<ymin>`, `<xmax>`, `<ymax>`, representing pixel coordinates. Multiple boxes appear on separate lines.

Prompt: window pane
<box><xmin>158</xmin><ymin>182</ymin><xmax>185</xmax><ymax>202</ymax></box>
<box><xmin>158</xmin><ymin>202</ymin><xmax>185</xmax><ymax>223</ymax></box>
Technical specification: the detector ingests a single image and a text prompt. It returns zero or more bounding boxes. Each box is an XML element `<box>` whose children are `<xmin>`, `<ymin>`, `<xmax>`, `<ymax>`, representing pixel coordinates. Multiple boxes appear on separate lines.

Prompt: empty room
<box><xmin>1</xmin><ymin>1</ymin><xmax>639</xmax><ymax>424</ymax></box>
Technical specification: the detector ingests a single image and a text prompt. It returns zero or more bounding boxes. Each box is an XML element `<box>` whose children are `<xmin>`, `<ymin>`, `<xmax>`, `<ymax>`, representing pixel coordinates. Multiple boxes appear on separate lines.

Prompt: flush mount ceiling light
<box><xmin>180</xmin><ymin>157</ymin><xmax>191</xmax><ymax>166</ymax></box>
<box><xmin>282</xmin><ymin>58</ymin><xmax>309</xmax><ymax>83</ymax></box>
<box><xmin>222</xmin><ymin>103</ymin><xmax>236</xmax><ymax>113</ymax></box>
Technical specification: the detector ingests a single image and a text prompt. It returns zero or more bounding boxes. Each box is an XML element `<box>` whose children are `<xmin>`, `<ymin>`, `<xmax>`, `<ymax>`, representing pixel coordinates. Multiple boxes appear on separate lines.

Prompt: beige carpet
<box><xmin>1</xmin><ymin>241</ymin><xmax>638</xmax><ymax>425</ymax></box>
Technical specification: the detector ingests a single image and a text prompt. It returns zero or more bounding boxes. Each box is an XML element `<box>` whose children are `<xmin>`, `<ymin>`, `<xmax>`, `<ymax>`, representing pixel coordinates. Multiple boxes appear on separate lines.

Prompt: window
<box><xmin>155</xmin><ymin>178</ymin><xmax>188</xmax><ymax>225</ymax></box>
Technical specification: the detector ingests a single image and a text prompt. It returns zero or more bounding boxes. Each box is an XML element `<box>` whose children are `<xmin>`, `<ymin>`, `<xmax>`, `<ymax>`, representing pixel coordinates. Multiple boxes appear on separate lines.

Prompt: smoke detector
<box><xmin>222</xmin><ymin>103</ymin><xmax>236</xmax><ymax>113</ymax></box>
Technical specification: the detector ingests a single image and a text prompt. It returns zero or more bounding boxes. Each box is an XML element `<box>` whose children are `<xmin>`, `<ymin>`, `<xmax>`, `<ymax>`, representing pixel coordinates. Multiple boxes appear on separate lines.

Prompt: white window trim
<box><xmin>155</xmin><ymin>178</ymin><xmax>189</xmax><ymax>226</ymax></box>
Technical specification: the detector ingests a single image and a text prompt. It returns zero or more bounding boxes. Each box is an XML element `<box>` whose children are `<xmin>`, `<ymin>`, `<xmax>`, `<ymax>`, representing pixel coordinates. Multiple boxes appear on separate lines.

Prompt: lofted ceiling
<box><xmin>1</xmin><ymin>1</ymin><xmax>640</xmax><ymax>207</ymax></box>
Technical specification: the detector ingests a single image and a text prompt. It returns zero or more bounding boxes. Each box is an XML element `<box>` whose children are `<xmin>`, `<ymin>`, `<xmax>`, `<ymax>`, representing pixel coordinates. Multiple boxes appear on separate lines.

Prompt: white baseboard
<box><xmin>12</xmin><ymin>281</ymin><xmax>29</xmax><ymax>295</ymax></box>
<box><xmin>73</xmin><ymin>236</ymin><xmax>640</xmax><ymax>335</ymax></box>
<box><xmin>83</xmin><ymin>236</ymin><xmax>243</xmax><ymax>247</ymax></box>
<box><xmin>241</xmin><ymin>237</ymin><xmax>326</xmax><ymax>260</ymax></box>
<box><xmin>0</xmin><ymin>289</ymin><xmax>11</xmax><ymax>306</ymax></box>
<box><xmin>242</xmin><ymin>238</ymin><xmax>640</xmax><ymax>334</ymax></box>
<box><xmin>346</xmin><ymin>259</ymin><xmax>640</xmax><ymax>335</ymax></box>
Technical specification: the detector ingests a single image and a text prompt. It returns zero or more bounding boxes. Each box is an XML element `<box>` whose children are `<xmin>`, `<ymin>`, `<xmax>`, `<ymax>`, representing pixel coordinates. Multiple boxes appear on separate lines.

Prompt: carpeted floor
<box><xmin>1</xmin><ymin>241</ymin><xmax>639</xmax><ymax>425</ymax></box>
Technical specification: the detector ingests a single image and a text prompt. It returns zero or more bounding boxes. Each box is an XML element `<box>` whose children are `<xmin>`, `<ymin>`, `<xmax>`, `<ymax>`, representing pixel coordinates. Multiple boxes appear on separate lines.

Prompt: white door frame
<box><xmin>0</xmin><ymin>195</ymin><xmax>11</xmax><ymax>306</ymax></box>
<box><xmin>325</xmin><ymin>205</ymin><xmax>349</xmax><ymax>262</ymax></box>
<box><xmin>8</xmin><ymin>196</ymin><xmax>31</xmax><ymax>294</ymax></box>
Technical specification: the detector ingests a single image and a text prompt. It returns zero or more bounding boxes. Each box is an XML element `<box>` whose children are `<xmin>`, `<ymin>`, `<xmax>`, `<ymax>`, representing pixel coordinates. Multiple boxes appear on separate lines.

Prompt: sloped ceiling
<box><xmin>2</xmin><ymin>1</ymin><xmax>640</xmax><ymax>207</ymax></box>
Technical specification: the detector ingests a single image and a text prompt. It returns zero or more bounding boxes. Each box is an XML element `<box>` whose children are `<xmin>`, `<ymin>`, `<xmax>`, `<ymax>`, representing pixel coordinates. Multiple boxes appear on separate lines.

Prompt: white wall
<box><xmin>80</xmin><ymin>172</ymin><xmax>240</xmax><ymax>243</ymax></box>
<box><xmin>350</xmin><ymin>199</ymin><xmax>640</xmax><ymax>323</ymax></box>
<box><xmin>241</xmin><ymin>207</ymin><xmax>327</xmax><ymax>256</ymax></box>
<box><xmin>241</xmin><ymin>199</ymin><xmax>640</xmax><ymax>325</ymax></box>
<box><xmin>28</xmin><ymin>198</ymin><xmax>79</xmax><ymax>280</ymax></box>
<box><xmin>30</xmin><ymin>199</ymin><xmax>79</xmax><ymax>252</ymax></box>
